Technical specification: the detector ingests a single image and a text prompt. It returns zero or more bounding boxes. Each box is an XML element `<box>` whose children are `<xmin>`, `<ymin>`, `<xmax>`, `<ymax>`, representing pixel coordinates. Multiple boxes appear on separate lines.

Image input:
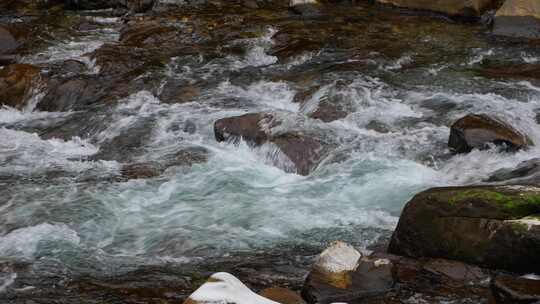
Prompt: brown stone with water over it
<box><xmin>376</xmin><ymin>0</ymin><xmax>497</xmax><ymax>17</ymax></box>
<box><xmin>448</xmin><ymin>114</ymin><xmax>532</xmax><ymax>153</ymax></box>
<box><xmin>0</xmin><ymin>26</ymin><xmax>18</xmax><ymax>56</ymax></box>
<box><xmin>260</xmin><ymin>287</ymin><xmax>306</xmax><ymax>304</ymax></box>
<box><xmin>480</xmin><ymin>62</ymin><xmax>540</xmax><ymax>80</ymax></box>
<box><xmin>491</xmin><ymin>275</ymin><xmax>540</xmax><ymax>303</ymax></box>
<box><xmin>388</xmin><ymin>185</ymin><xmax>540</xmax><ymax>273</ymax></box>
<box><xmin>0</xmin><ymin>64</ymin><xmax>40</xmax><ymax>109</ymax></box>
<box><xmin>493</xmin><ymin>0</ymin><xmax>540</xmax><ymax>40</ymax></box>
<box><xmin>214</xmin><ymin>112</ymin><xmax>333</xmax><ymax>175</ymax></box>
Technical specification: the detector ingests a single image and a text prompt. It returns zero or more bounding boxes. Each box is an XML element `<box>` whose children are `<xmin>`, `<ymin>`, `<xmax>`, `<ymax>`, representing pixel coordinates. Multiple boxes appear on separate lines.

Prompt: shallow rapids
<box><xmin>0</xmin><ymin>2</ymin><xmax>539</xmax><ymax>303</ymax></box>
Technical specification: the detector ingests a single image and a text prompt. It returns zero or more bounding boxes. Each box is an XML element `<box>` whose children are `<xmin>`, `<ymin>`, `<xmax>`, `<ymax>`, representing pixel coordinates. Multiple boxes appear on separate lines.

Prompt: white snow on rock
<box><xmin>184</xmin><ymin>272</ymin><xmax>279</xmax><ymax>304</ymax></box>
<box><xmin>314</xmin><ymin>241</ymin><xmax>362</xmax><ymax>274</ymax></box>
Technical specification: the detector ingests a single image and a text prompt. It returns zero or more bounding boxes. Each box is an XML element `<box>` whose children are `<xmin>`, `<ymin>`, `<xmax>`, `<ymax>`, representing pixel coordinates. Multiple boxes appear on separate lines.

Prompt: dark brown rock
<box><xmin>37</xmin><ymin>77</ymin><xmax>106</xmax><ymax>112</ymax></box>
<box><xmin>376</xmin><ymin>0</ymin><xmax>498</xmax><ymax>18</ymax></box>
<box><xmin>302</xmin><ymin>242</ymin><xmax>394</xmax><ymax>304</ymax></box>
<box><xmin>448</xmin><ymin>114</ymin><xmax>532</xmax><ymax>153</ymax></box>
<box><xmin>0</xmin><ymin>64</ymin><xmax>40</xmax><ymax>109</ymax></box>
<box><xmin>388</xmin><ymin>185</ymin><xmax>540</xmax><ymax>273</ymax></box>
<box><xmin>491</xmin><ymin>275</ymin><xmax>540</xmax><ymax>303</ymax></box>
<box><xmin>480</xmin><ymin>63</ymin><xmax>540</xmax><ymax>80</ymax></box>
<box><xmin>120</xmin><ymin>162</ymin><xmax>164</xmax><ymax>180</ymax></box>
<box><xmin>159</xmin><ymin>81</ymin><xmax>201</xmax><ymax>104</ymax></box>
<box><xmin>214</xmin><ymin>113</ymin><xmax>333</xmax><ymax>175</ymax></box>
<box><xmin>0</xmin><ymin>26</ymin><xmax>18</xmax><ymax>55</ymax></box>
<box><xmin>214</xmin><ymin>113</ymin><xmax>274</xmax><ymax>145</ymax></box>
<box><xmin>260</xmin><ymin>287</ymin><xmax>306</xmax><ymax>304</ymax></box>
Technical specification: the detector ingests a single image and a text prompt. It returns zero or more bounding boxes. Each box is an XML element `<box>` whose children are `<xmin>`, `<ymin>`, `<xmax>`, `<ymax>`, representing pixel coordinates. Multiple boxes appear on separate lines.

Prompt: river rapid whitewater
<box><xmin>1</xmin><ymin>2</ymin><xmax>540</xmax><ymax>303</ymax></box>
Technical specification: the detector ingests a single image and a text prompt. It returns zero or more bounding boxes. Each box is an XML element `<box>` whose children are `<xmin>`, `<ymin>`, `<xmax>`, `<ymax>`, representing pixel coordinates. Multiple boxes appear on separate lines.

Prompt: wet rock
<box><xmin>183</xmin><ymin>272</ymin><xmax>279</xmax><ymax>304</ymax></box>
<box><xmin>243</xmin><ymin>0</ymin><xmax>259</xmax><ymax>9</ymax></box>
<box><xmin>214</xmin><ymin>113</ymin><xmax>333</xmax><ymax>175</ymax></box>
<box><xmin>119</xmin><ymin>147</ymin><xmax>208</xmax><ymax>180</ymax></box>
<box><xmin>487</xmin><ymin>158</ymin><xmax>540</xmax><ymax>185</ymax></box>
<box><xmin>365</xmin><ymin>120</ymin><xmax>391</xmax><ymax>133</ymax></box>
<box><xmin>448</xmin><ymin>114</ymin><xmax>532</xmax><ymax>153</ymax></box>
<box><xmin>289</xmin><ymin>0</ymin><xmax>321</xmax><ymax>17</ymax></box>
<box><xmin>493</xmin><ymin>0</ymin><xmax>540</xmax><ymax>39</ymax></box>
<box><xmin>377</xmin><ymin>252</ymin><xmax>492</xmax><ymax>300</ymax></box>
<box><xmin>491</xmin><ymin>275</ymin><xmax>540</xmax><ymax>303</ymax></box>
<box><xmin>480</xmin><ymin>63</ymin><xmax>540</xmax><ymax>80</ymax></box>
<box><xmin>0</xmin><ymin>26</ymin><xmax>18</xmax><ymax>56</ymax></box>
<box><xmin>388</xmin><ymin>185</ymin><xmax>540</xmax><ymax>273</ymax></box>
<box><xmin>214</xmin><ymin>113</ymin><xmax>274</xmax><ymax>145</ymax></box>
<box><xmin>375</xmin><ymin>0</ymin><xmax>497</xmax><ymax>18</ymax></box>
<box><xmin>260</xmin><ymin>287</ymin><xmax>306</xmax><ymax>304</ymax></box>
<box><xmin>119</xmin><ymin>22</ymin><xmax>178</xmax><ymax>47</ymax></box>
<box><xmin>61</xmin><ymin>60</ymin><xmax>87</xmax><ymax>75</ymax></box>
<box><xmin>120</xmin><ymin>162</ymin><xmax>164</xmax><ymax>180</ymax></box>
<box><xmin>126</xmin><ymin>0</ymin><xmax>155</xmax><ymax>13</ymax></box>
<box><xmin>301</xmin><ymin>241</ymin><xmax>395</xmax><ymax>304</ymax></box>
<box><xmin>64</xmin><ymin>0</ymin><xmax>124</xmax><ymax>10</ymax></box>
<box><xmin>159</xmin><ymin>80</ymin><xmax>201</xmax><ymax>104</ymax></box>
<box><xmin>166</xmin><ymin>147</ymin><xmax>209</xmax><ymax>168</ymax></box>
<box><xmin>0</xmin><ymin>64</ymin><xmax>40</xmax><ymax>109</ymax></box>
<box><xmin>37</xmin><ymin>77</ymin><xmax>106</xmax><ymax>112</ymax></box>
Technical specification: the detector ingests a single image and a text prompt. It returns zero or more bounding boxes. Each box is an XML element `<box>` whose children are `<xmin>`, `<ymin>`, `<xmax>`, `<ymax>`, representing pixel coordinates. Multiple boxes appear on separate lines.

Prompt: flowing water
<box><xmin>1</xmin><ymin>3</ymin><xmax>540</xmax><ymax>303</ymax></box>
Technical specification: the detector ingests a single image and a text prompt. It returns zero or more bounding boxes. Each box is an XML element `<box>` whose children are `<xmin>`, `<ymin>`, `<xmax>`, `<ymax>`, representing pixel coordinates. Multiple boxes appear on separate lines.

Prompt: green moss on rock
<box><xmin>447</xmin><ymin>188</ymin><xmax>540</xmax><ymax>218</ymax></box>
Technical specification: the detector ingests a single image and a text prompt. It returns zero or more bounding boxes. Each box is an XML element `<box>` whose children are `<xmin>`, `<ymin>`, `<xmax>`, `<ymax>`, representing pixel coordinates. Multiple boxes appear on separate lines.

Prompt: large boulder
<box><xmin>301</xmin><ymin>241</ymin><xmax>395</xmax><ymax>304</ymax></box>
<box><xmin>375</xmin><ymin>0</ymin><xmax>496</xmax><ymax>18</ymax></box>
<box><xmin>0</xmin><ymin>64</ymin><xmax>40</xmax><ymax>109</ymax></box>
<box><xmin>214</xmin><ymin>113</ymin><xmax>333</xmax><ymax>175</ymax></box>
<box><xmin>388</xmin><ymin>185</ymin><xmax>540</xmax><ymax>273</ymax></box>
<box><xmin>448</xmin><ymin>114</ymin><xmax>532</xmax><ymax>153</ymax></box>
<box><xmin>183</xmin><ymin>272</ymin><xmax>279</xmax><ymax>304</ymax></box>
<box><xmin>493</xmin><ymin>0</ymin><xmax>540</xmax><ymax>39</ymax></box>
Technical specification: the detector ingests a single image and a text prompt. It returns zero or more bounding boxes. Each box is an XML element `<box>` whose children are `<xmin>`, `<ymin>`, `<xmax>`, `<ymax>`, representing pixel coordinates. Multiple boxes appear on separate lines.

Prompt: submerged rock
<box><xmin>214</xmin><ymin>112</ymin><xmax>333</xmax><ymax>175</ymax></box>
<box><xmin>388</xmin><ymin>185</ymin><xmax>540</xmax><ymax>273</ymax></box>
<box><xmin>480</xmin><ymin>62</ymin><xmax>540</xmax><ymax>80</ymax></box>
<box><xmin>0</xmin><ymin>26</ymin><xmax>18</xmax><ymax>56</ymax></box>
<box><xmin>487</xmin><ymin>158</ymin><xmax>540</xmax><ymax>185</ymax></box>
<box><xmin>0</xmin><ymin>64</ymin><xmax>40</xmax><ymax>109</ymax></box>
<box><xmin>491</xmin><ymin>275</ymin><xmax>540</xmax><ymax>303</ymax></box>
<box><xmin>493</xmin><ymin>0</ymin><xmax>540</xmax><ymax>40</ymax></box>
<box><xmin>302</xmin><ymin>241</ymin><xmax>395</xmax><ymax>304</ymax></box>
<box><xmin>37</xmin><ymin>77</ymin><xmax>106</xmax><ymax>112</ymax></box>
<box><xmin>375</xmin><ymin>0</ymin><xmax>497</xmax><ymax>18</ymax></box>
<box><xmin>183</xmin><ymin>272</ymin><xmax>279</xmax><ymax>304</ymax></box>
<box><xmin>448</xmin><ymin>114</ymin><xmax>532</xmax><ymax>153</ymax></box>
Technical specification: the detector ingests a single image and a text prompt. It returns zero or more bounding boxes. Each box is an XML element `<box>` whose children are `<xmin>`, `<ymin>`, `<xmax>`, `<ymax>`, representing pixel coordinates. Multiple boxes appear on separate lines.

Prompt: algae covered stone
<box><xmin>389</xmin><ymin>185</ymin><xmax>540</xmax><ymax>273</ymax></box>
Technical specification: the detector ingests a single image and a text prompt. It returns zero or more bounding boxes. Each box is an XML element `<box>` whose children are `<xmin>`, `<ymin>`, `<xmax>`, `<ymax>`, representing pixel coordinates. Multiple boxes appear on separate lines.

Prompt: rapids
<box><xmin>0</xmin><ymin>1</ymin><xmax>539</xmax><ymax>303</ymax></box>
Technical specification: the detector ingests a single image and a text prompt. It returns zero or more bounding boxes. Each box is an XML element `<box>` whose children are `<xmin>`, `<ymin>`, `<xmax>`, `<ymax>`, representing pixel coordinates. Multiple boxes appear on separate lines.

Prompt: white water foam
<box><xmin>0</xmin><ymin>223</ymin><xmax>80</xmax><ymax>259</ymax></box>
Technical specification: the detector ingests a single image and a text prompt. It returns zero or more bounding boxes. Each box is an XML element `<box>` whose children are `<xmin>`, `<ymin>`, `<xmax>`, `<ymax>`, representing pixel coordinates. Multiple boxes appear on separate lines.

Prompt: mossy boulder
<box><xmin>389</xmin><ymin>185</ymin><xmax>540</xmax><ymax>273</ymax></box>
<box><xmin>448</xmin><ymin>114</ymin><xmax>532</xmax><ymax>153</ymax></box>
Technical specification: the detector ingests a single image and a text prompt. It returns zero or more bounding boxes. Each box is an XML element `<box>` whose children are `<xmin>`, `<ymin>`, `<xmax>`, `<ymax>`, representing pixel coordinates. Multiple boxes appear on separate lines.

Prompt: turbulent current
<box><xmin>0</xmin><ymin>3</ymin><xmax>540</xmax><ymax>303</ymax></box>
